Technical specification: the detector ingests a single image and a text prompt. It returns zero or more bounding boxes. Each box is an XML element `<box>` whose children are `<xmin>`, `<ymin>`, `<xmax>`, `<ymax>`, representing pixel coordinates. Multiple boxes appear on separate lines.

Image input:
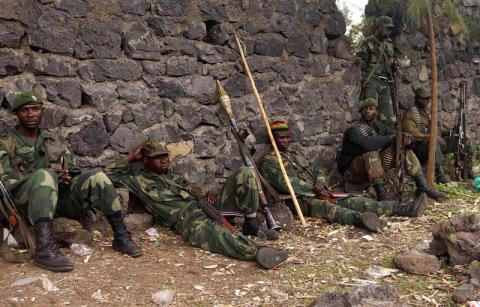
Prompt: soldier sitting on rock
<box><xmin>0</xmin><ymin>91</ymin><xmax>142</xmax><ymax>272</ymax></box>
<box><xmin>337</xmin><ymin>98</ymin><xmax>446</xmax><ymax>202</ymax></box>
<box><xmin>258</xmin><ymin>121</ymin><xmax>427</xmax><ymax>233</ymax></box>
<box><xmin>104</xmin><ymin>140</ymin><xmax>287</xmax><ymax>269</ymax></box>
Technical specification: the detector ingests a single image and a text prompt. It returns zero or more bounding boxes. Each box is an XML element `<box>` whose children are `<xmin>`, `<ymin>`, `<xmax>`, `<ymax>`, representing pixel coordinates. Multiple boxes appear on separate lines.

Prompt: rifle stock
<box><xmin>217</xmin><ymin>81</ymin><xmax>281</xmax><ymax>231</ymax></box>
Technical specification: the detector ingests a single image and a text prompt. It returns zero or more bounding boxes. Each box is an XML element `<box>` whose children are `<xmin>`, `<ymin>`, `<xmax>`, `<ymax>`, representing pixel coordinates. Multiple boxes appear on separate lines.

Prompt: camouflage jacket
<box><xmin>259</xmin><ymin>149</ymin><xmax>326</xmax><ymax>198</ymax></box>
<box><xmin>104</xmin><ymin>158</ymin><xmax>197</xmax><ymax>228</ymax></box>
<box><xmin>0</xmin><ymin>127</ymin><xmax>79</xmax><ymax>192</ymax></box>
<box><xmin>403</xmin><ymin>106</ymin><xmax>432</xmax><ymax>142</ymax></box>
<box><xmin>356</xmin><ymin>35</ymin><xmax>395</xmax><ymax>80</ymax></box>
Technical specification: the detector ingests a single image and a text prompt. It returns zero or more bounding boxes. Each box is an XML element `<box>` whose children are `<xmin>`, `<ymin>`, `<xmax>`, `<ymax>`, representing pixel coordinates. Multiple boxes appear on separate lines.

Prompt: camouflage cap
<box><xmin>358</xmin><ymin>97</ymin><xmax>378</xmax><ymax>112</ymax></box>
<box><xmin>376</xmin><ymin>16</ymin><xmax>395</xmax><ymax>29</ymax></box>
<box><xmin>144</xmin><ymin>141</ymin><xmax>170</xmax><ymax>158</ymax></box>
<box><xmin>12</xmin><ymin>90</ymin><xmax>43</xmax><ymax>112</ymax></box>
<box><xmin>414</xmin><ymin>87</ymin><xmax>431</xmax><ymax>99</ymax></box>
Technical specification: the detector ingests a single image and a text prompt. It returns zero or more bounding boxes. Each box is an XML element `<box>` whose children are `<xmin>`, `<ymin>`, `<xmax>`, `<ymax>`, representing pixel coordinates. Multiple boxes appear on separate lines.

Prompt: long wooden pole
<box><xmin>426</xmin><ymin>5</ymin><xmax>438</xmax><ymax>185</ymax></box>
<box><xmin>234</xmin><ymin>34</ymin><xmax>307</xmax><ymax>226</ymax></box>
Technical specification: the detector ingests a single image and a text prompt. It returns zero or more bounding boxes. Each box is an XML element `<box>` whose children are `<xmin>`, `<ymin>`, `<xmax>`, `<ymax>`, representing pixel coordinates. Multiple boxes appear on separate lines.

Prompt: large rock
<box><xmin>286</xmin><ymin>33</ymin><xmax>311</xmax><ymax>58</ymax></box>
<box><xmin>110</xmin><ymin>126</ymin><xmax>147</xmax><ymax>153</ymax></box>
<box><xmin>166</xmin><ymin>57</ymin><xmax>200</xmax><ymax>76</ymax></box>
<box><xmin>117</xmin><ymin>81</ymin><xmax>149</xmax><ymax>103</ymax></box>
<box><xmin>0</xmin><ymin>0</ymin><xmax>42</xmax><ymax>28</ymax></box>
<box><xmin>452</xmin><ymin>283</ymin><xmax>476</xmax><ymax>304</ymax></box>
<box><xmin>254</xmin><ymin>34</ymin><xmax>285</xmax><ymax>57</ymax></box>
<box><xmin>192</xmin><ymin>126</ymin><xmax>225</xmax><ymax>158</ymax></box>
<box><xmin>309</xmin><ymin>285</ymin><xmax>408</xmax><ymax>307</ymax></box>
<box><xmin>153</xmin><ymin>0</ymin><xmax>188</xmax><ymax>17</ymax></box>
<box><xmin>324</xmin><ymin>11</ymin><xmax>346</xmax><ymax>40</ymax></box>
<box><xmin>30</xmin><ymin>53</ymin><xmax>77</xmax><ymax>77</ymax></box>
<box><xmin>147</xmin><ymin>17</ymin><xmax>184</xmax><ymax>37</ymax></box>
<box><xmin>119</xmin><ymin>0</ymin><xmax>149</xmax><ymax>16</ymax></box>
<box><xmin>394</xmin><ymin>250</ymin><xmax>440</xmax><ymax>275</ymax></box>
<box><xmin>472</xmin><ymin>76</ymin><xmax>480</xmax><ymax>96</ymax></box>
<box><xmin>429</xmin><ymin>213</ymin><xmax>480</xmax><ymax>265</ymax></box>
<box><xmin>27</xmin><ymin>8</ymin><xmax>79</xmax><ymax>55</ymax></box>
<box><xmin>53</xmin><ymin>217</ymin><xmax>93</xmax><ymax>245</ymax></box>
<box><xmin>90</xmin><ymin>59</ymin><xmax>142</xmax><ymax>82</ymax></box>
<box><xmin>124</xmin><ymin>22</ymin><xmax>164</xmax><ymax>60</ymax></box>
<box><xmin>181</xmin><ymin>75</ymin><xmax>216</xmax><ymax>103</ymax></box>
<box><xmin>55</xmin><ymin>0</ymin><xmax>90</xmax><ymax>17</ymax></box>
<box><xmin>0</xmin><ymin>21</ymin><xmax>25</xmax><ymax>48</ymax></box>
<box><xmin>131</xmin><ymin>102</ymin><xmax>164</xmax><ymax>129</ymax></box>
<box><xmin>0</xmin><ymin>49</ymin><xmax>24</xmax><ymax>76</ymax></box>
<box><xmin>69</xmin><ymin>120</ymin><xmax>110</xmax><ymax>157</ymax></box>
<box><xmin>183</xmin><ymin>21</ymin><xmax>207</xmax><ymax>40</ymax></box>
<box><xmin>81</xmin><ymin>82</ymin><xmax>118</xmax><ymax>113</ymax></box>
<box><xmin>206</xmin><ymin>24</ymin><xmax>229</xmax><ymax>45</ymax></box>
<box><xmin>124</xmin><ymin>213</ymin><xmax>154</xmax><ymax>231</ymax></box>
<box><xmin>41</xmin><ymin>78</ymin><xmax>82</xmax><ymax>108</ymax></box>
<box><xmin>75</xmin><ymin>20</ymin><xmax>122</xmax><ymax>59</ymax></box>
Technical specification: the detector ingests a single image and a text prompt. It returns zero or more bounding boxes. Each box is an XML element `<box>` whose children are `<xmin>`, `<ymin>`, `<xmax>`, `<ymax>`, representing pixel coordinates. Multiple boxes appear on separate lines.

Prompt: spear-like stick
<box><xmin>233</xmin><ymin>33</ymin><xmax>307</xmax><ymax>226</ymax></box>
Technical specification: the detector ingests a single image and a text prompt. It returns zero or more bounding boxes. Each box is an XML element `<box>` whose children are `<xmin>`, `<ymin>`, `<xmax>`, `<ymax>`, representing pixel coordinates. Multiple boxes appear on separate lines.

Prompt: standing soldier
<box><xmin>403</xmin><ymin>87</ymin><xmax>449</xmax><ymax>183</ymax></box>
<box><xmin>259</xmin><ymin>120</ymin><xmax>427</xmax><ymax>234</ymax></box>
<box><xmin>104</xmin><ymin>141</ymin><xmax>287</xmax><ymax>269</ymax></box>
<box><xmin>0</xmin><ymin>91</ymin><xmax>141</xmax><ymax>272</ymax></box>
<box><xmin>337</xmin><ymin>98</ymin><xmax>446</xmax><ymax>202</ymax></box>
<box><xmin>356</xmin><ymin>15</ymin><xmax>397</xmax><ymax>129</ymax></box>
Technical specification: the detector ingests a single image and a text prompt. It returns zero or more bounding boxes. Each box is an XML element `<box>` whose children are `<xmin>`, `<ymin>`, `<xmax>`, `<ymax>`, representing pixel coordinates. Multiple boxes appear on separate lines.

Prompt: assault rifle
<box><xmin>450</xmin><ymin>80</ymin><xmax>469</xmax><ymax>180</ymax></box>
<box><xmin>0</xmin><ymin>178</ymin><xmax>35</xmax><ymax>262</ymax></box>
<box><xmin>217</xmin><ymin>81</ymin><xmax>281</xmax><ymax>231</ymax></box>
<box><xmin>389</xmin><ymin>68</ymin><xmax>406</xmax><ymax>202</ymax></box>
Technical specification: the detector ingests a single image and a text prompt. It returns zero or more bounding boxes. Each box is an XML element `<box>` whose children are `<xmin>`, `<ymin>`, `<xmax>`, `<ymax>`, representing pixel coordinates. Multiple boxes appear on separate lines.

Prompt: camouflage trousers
<box><xmin>292</xmin><ymin>196</ymin><xmax>395</xmax><ymax>226</ymax></box>
<box><xmin>362</xmin><ymin>77</ymin><xmax>395</xmax><ymax>129</ymax></box>
<box><xmin>11</xmin><ymin>169</ymin><xmax>121</xmax><ymax>224</ymax></box>
<box><xmin>175</xmin><ymin>166</ymin><xmax>259</xmax><ymax>260</ymax></box>
<box><xmin>344</xmin><ymin>147</ymin><xmax>423</xmax><ymax>185</ymax></box>
<box><xmin>414</xmin><ymin>139</ymin><xmax>443</xmax><ymax>167</ymax></box>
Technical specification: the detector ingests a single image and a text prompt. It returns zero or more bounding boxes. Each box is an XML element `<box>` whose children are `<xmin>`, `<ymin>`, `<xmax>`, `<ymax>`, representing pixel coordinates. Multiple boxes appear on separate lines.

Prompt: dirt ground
<box><xmin>0</xmin><ymin>185</ymin><xmax>479</xmax><ymax>306</ymax></box>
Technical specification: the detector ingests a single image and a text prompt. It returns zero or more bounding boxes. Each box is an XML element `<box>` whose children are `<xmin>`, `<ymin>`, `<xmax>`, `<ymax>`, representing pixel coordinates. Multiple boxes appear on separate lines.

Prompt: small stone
<box><xmin>394</xmin><ymin>250</ymin><xmax>440</xmax><ymax>275</ymax></box>
<box><xmin>147</xmin><ymin>17</ymin><xmax>184</xmax><ymax>37</ymax></box>
<box><xmin>53</xmin><ymin>217</ymin><xmax>93</xmax><ymax>245</ymax></box>
<box><xmin>469</xmin><ymin>261</ymin><xmax>480</xmax><ymax>280</ymax></box>
<box><xmin>254</xmin><ymin>34</ymin><xmax>285</xmax><ymax>57</ymax></box>
<box><xmin>124</xmin><ymin>22</ymin><xmax>164</xmax><ymax>60</ymax></box>
<box><xmin>90</xmin><ymin>59</ymin><xmax>142</xmax><ymax>82</ymax></box>
<box><xmin>151</xmin><ymin>290</ymin><xmax>174</xmax><ymax>306</ymax></box>
<box><xmin>452</xmin><ymin>283</ymin><xmax>476</xmax><ymax>304</ymax></box>
<box><xmin>124</xmin><ymin>213</ymin><xmax>154</xmax><ymax>231</ymax></box>
<box><xmin>119</xmin><ymin>0</ymin><xmax>149</xmax><ymax>16</ymax></box>
<box><xmin>270</xmin><ymin>289</ymin><xmax>288</xmax><ymax>302</ymax></box>
<box><xmin>418</xmin><ymin>65</ymin><xmax>429</xmax><ymax>82</ymax></box>
<box><xmin>0</xmin><ymin>49</ymin><xmax>24</xmax><ymax>76</ymax></box>
<box><xmin>206</xmin><ymin>24</ymin><xmax>229</xmax><ymax>45</ymax></box>
<box><xmin>0</xmin><ymin>21</ymin><xmax>25</xmax><ymax>48</ymax></box>
<box><xmin>183</xmin><ymin>22</ymin><xmax>206</xmax><ymax>40</ymax></box>
<box><xmin>55</xmin><ymin>0</ymin><xmax>90</xmax><ymax>17</ymax></box>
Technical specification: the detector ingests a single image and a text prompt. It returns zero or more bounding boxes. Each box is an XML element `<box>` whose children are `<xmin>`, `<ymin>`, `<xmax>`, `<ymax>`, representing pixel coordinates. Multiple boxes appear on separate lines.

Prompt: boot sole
<box><xmin>256</xmin><ymin>248</ymin><xmax>288</xmax><ymax>269</ymax></box>
<box><xmin>33</xmin><ymin>260</ymin><xmax>74</xmax><ymax>272</ymax></box>
<box><xmin>361</xmin><ymin>212</ymin><xmax>386</xmax><ymax>232</ymax></box>
<box><xmin>113</xmin><ymin>246</ymin><xmax>143</xmax><ymax>258</ymax></box>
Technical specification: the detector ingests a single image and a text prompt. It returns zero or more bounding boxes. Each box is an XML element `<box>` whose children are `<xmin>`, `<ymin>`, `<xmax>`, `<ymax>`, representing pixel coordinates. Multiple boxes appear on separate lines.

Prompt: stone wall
<box><xmin>0</xmin><ymin>0</ymin><xmax>356</xmax><ymax>189</ymax></box>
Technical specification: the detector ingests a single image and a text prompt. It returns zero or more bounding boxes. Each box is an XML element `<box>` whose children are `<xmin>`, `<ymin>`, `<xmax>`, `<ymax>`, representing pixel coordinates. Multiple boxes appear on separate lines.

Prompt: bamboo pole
<box><xmin>233</xmin><ymin>33</ymin><xmax>307</xmax><ymax>227</ymax></box>
<box><xmin>426</xmin><ymin>5</ymin><xmax>438</xmax><ymax>185</ymax></box>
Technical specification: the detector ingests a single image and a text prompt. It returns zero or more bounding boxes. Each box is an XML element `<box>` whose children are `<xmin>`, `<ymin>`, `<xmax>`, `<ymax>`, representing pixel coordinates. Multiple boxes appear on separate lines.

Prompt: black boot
<box><xmin>373</xmin><ymin>182</ymin><xmax>390</xmax><ymax>201</ymax></box>
<box><xmin>242</xmin><ymin>217</ymin><xmax>279</xmax><ymax>240</ymax></box>
<box><xmin>392</xmin><ymin>193</ymin><xmax>427</xmax><ymax>217</ymax></box>
<box><xmin>353</xmin><ymin>212</ymin><xmax>386</xmax><ymax>232</ymax></box>
<box><xmin>255</xmin><ymin>247</ymin><xmax>288</xmax><ymax>269</ymax></box>
<box><xmin>107</xmin><ymin>214</ymin><xmax>143</xmax><ymax>257</ymax></box>
<box><xmin>435</xmin><ymin>165</ymin><xmax>449</xmax><ymax>184</ymax></box>
<box><xmin>33</xmin><ymin>219</ymin><xmax>74</xmax><ymax>272</ymax></box>
<box><xmin>413</xmin><ymin>174</ymin><xmax>447</xmax><ymax>202</ymax></box>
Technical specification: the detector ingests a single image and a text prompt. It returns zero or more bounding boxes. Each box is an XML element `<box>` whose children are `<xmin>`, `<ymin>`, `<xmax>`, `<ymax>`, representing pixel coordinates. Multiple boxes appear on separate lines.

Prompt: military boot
<box><xmin>392</xmin><ymin>193</ymin><xmax>427</xmax><ymax>217</ymax></box>
<box><xmin>107</xmin><ymin>214</ymin><xmax>143</xmax><ymax>257</ymax></box>
<box><xmin>435</xmin><ymin>165</ymin><xmax>449</xmax><ymax>184</ymax></box>
<box><xmin>373</xmin><ymin>182</ymin><xmax>391</xmax><ymax>201</ymax></box>
<box><xmin>33</xmin><ymin>220</ymin><xmax>74</xmax><ymax>272</ymax></box>
<box><xmin>353</xmin><ymin>212</ymin><xmax>386</xmax><ymax>232</ymax></box>
<box><xmin>413</xmin><ymin>174</ymin><xmax>447</xmax><ymax>202</ymax></box>
<box><xmin>242</xmin><ymin>217</ymin><xmax>279</xmax><ymax>240</ymax></box>
<box><xmin>255</xmin><ymin>247</ymin><xmax>288</xmax><ymax>269</ymax></box>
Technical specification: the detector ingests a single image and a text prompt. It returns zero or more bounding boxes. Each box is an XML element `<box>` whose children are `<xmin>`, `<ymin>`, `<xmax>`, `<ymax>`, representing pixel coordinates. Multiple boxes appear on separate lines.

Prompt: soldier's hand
<box><xmin>204</xmin><ymin>190</ymin><xmax>218</xmax><ymax>205</ymax></box>
<box><xmin>438</xmin><ymin>137</ymin><xmax>447</xmax><ymax>149</ymax></box>
<box><xmin>402</xmin><ymin>132</ymin><xmax>413</xmax><ymax>146</ymax></box>
<box><xmin>313</xmin><ymin>182</ymin><xmax>327</xmax><ymax>198</ymax></box>
<box><xmin>54</xmin><ymin>168</ymin><xmax>71</xmax><ymax>185</ymax></box>
<box><xmin>126</xmin><ymin>142</ymin><xmax>149</xmax><ymax>162</ymax></box>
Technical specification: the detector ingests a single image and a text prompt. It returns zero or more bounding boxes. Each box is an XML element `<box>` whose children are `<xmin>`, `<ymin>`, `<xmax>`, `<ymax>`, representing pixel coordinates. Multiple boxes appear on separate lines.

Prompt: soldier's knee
<box><xmin>32</xmin><ymin>169</ymin><xmax>58</xmax><ymax>188</ymax></box>
<box><xmin>86</xmin><ymin>170</ymin><xmax>114</xmax><ymax>188</ymax></box>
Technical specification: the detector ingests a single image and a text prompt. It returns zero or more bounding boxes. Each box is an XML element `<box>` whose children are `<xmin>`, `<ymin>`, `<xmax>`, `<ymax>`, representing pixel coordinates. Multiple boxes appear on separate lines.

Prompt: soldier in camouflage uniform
<box><xmin>337</xmin><ymin>98</ymin><xmax>446</xmax><ymax>202</ymax></box>
<box><xmin>356</xmin><ymin>16</ymin><xmax>397</xmax><ymax>129</ymax></box>
<box><xmin>403</xmin><ymin>87</ymin><xmax>450</xmax><ymax>183</ymax></box>
<box><xmin>259</xmin><ymin>121</ymin><xmax>427</xmax><ymax>233</ymax></box>
<box><xmin>104</xmin><ymin>141</ymin><xmax>287</xmax><ymax>269</ymax></box>
<box><xmin>0</xmin><ymin>91</ymin><xmax>141</xmax><ymax>272</ymax></box>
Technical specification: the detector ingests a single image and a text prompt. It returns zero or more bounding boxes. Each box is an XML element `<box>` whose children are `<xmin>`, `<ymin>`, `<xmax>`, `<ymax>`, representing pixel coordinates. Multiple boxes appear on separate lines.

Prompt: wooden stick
<box><xmin>233</xmin><ymin>33</ymin><xmax>307</xmax><ymax>227</ymax></box>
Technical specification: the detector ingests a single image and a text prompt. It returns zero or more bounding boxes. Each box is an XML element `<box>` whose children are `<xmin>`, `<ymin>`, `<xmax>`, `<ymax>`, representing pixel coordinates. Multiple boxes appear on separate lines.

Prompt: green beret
<box><xmin>376</xmin><ymin>16</ymin><xmax>395</xmax><ymax>28</ymax></box>
<box><xmin>358</xmin><ymin>98</ymin><xmax>378</xmax><ymax>112</ymax></box>
<box><xmin>144</xmin><ymin>141</ymin><xmax>170</xmax><ymax>158</ymax></box>
<box><xmin>414</xmin><ymin>87</ymin><xmax>431</xmax><ymax>99</ymax></box>
<box><xmin>12</xmin><ymin>90</ymin><xmax>43</xmax><ymax>112</ymax></box>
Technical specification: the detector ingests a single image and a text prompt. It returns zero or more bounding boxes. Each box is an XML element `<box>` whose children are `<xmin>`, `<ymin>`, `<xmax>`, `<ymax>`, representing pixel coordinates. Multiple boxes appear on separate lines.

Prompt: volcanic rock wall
<box><xmin>0</xmin><ymin>0</ymin><xmax>357</xmax><ymax>188</ymax></box>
